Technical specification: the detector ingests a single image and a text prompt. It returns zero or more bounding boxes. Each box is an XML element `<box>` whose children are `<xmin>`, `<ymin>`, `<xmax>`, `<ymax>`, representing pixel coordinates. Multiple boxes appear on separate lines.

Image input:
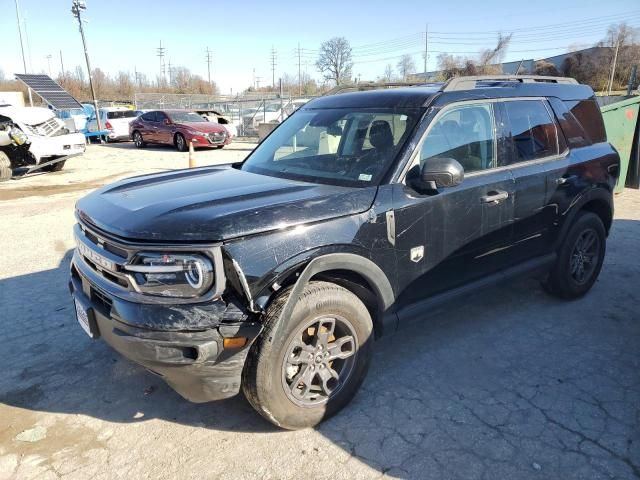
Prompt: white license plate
<box><xmin>74</xmin><ymin>299</ymin><xmax>94</xmax><ymax>338</ymax></box>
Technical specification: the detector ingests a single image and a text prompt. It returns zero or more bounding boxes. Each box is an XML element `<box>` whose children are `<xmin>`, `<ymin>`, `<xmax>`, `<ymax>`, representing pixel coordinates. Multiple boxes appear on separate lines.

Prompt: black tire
<box><xmin>216</xmin><ymin>145</ymin><xmax>224</xmax><ymax>149</ymax></box>
<box><xmin>175</xmin><ymin>133</ymin><xmax>187</xmax><ymax>152</ymax></box>
<box><xmin>0</xmin><ymin>151</ymin><xmax>12</xmax><ymax>182</ymax></box>
<box><xmin>543</xmin><ymin>211</ymin><xmax>606</xmax><ymax>299</ymax></box>
<box><xmin>133</xmin><ymin>131</ymin><xmax>146</xmax><ymax>148</ymax></box>
<box><xmin>243</xmin><ymin>281</ymin><xmax>373</xmax><ymax>430</ymax></box>
<box><xmin>42</xmin><ymin>160</ymin><xmax>66</xmax><ymax>172</ymax></box>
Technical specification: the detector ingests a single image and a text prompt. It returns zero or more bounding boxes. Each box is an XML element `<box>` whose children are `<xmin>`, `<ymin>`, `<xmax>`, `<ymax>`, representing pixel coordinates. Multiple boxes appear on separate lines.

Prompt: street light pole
<box><xmin>71</xmin><ymin>0</ymin><xmax>102</xmax><ymax>133</ymax></box>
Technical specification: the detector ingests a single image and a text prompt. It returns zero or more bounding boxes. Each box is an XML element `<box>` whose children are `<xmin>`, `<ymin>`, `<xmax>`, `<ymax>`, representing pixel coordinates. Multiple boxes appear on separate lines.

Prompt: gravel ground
<box><xmin>0</xmin><ymin>143</ymin><xmax>639</xmax><ymax>480</ymax></box>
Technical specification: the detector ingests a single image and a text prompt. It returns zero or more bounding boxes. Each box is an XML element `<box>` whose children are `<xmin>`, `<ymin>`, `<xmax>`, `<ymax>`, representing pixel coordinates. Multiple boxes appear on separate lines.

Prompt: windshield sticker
<box><xmin>358</xmin><ymin>173</ymin><xmax>373</xmax><ymax>181</ymax></box>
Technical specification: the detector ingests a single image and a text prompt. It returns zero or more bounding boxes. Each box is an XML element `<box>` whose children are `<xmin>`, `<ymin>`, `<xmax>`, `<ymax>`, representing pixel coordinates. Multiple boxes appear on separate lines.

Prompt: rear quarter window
<box><xmin>564</xmin><ymin>99</ymin><xmax>606</xmax><ymax>144</ymax></box>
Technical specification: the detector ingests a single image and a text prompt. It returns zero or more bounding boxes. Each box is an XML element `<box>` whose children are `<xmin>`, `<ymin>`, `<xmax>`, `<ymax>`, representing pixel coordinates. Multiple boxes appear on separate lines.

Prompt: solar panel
<box><xmin>15</xmin><ymin>73</ymin><xmax>83</xmax><ymax>110</ymax></box>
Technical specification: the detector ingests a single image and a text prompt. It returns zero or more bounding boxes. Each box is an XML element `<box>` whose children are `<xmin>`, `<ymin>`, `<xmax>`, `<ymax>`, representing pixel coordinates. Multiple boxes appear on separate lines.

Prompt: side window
<box><xmin>141</xmin><ymin>112</ymin><xmax>156</xmax><ymax>122</ymax></box>
<box><xmin>504</xmin><ymin>100</ymin><xmax>558</xmax><ymax>163</ymax></box>
<box><xmin>155</xmin><ymin>112</ymin><xmax>167</xmax><ymax>123</ymax></box>
<box><xmin>416</xmin><ymin>103</ymin><xmax>496</xmax><ymax>174</ymax></box>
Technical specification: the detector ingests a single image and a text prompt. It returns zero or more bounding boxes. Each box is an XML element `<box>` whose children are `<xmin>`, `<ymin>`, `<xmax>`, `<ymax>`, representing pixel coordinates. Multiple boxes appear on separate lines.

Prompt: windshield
<box><xmin>168</xmin><ymin>111</ymin><xmax>207</xmax><ymax>123</ymax></box>
<box><xmin>242</xmin><ymin>107</ymin><xmax>422</xmax><ymax>187</ymax></box>
<box><xmin>106</xmin><ymin>110</ymin><xmax>137</xmax><ymax>119</ymax></box>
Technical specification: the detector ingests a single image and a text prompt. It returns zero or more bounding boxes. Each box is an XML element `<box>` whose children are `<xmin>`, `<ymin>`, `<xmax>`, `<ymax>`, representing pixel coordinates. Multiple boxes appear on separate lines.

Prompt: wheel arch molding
<box><xmin>260</xmin><ymin>252</ymin><xmax>396</xmax><ymax>339</ymax></box>
<box><xmin>556</xmin><ymin>187</ymin><xmax>614</xmax><ymax>250</ymax></box>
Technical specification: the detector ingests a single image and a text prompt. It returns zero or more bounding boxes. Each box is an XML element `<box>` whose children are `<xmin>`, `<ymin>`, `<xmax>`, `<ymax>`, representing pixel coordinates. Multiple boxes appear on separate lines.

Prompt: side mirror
<box><xmin>420</xmin><ymin>157</ymin><xmax>464</xmax><ymax>189</ymax></box>
<box><xmin>163</xmin><ymin>118</ymin><xmax>171</xmax><ymax>125</ymax></box>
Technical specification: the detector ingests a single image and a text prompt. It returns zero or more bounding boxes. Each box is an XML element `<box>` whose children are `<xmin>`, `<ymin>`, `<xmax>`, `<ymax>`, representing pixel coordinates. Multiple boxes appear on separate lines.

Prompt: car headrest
<box><xmin>369</xmin><ymin>120</ymin><xmax>394</xmax><ymax>150</ymax></box>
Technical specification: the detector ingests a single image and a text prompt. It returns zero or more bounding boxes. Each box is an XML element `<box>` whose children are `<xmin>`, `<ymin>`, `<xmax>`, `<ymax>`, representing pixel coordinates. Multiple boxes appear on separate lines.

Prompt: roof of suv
<box><xmin>306</xmin><ymin>76</ymin><xmax>595</xmax><ymax>110</ymax></box>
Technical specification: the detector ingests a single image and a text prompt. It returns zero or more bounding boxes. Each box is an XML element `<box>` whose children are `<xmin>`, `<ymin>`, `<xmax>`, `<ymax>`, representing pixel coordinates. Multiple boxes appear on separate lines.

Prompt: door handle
<box><xmin>556</xmin><ymin>175</ymin><xmax>577</xmax><ymax>185</ymax></box>
<box><xmin>481</xmin><ymin>190</ymin><xmax>509</xmax><ymax>204</ymax></box>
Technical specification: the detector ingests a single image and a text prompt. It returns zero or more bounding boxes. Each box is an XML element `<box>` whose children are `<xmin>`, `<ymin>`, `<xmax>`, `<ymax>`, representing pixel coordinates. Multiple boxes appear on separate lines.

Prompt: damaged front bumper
<box><xmin>69</xmin><ymin>254</ymin><xmax>262</xmax><ymax>402</ymax></box>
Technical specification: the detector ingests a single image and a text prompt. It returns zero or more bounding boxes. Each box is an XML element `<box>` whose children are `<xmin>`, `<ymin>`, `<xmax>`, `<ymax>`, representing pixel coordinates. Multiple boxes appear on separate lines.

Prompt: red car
<box><xmin>129</xmin><ymin>110</ymin><xmax>232</xmax><ymax>151</ymax></box>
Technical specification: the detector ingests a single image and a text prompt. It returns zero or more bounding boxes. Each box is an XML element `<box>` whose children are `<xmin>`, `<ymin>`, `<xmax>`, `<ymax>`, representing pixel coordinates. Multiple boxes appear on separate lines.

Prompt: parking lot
<box><xmin>0</xmin><ymin>143</ymin><xmax>639</xmax><ymax>480</ymax></box>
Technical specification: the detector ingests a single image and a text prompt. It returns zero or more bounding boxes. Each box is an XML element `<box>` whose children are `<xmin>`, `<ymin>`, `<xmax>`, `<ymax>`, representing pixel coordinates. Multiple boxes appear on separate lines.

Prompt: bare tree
<box><xmin>316</xmin><ymin>37</ymin><xmax>353</xmax><ymax>86</ymax></box>
<box><xmin>0</xmin><ymin>69</ymin><xmax>5</xmax><ymax>83</ymax></box>
<box><xmin>478</xmin><ymin>34</ymin><xmax>512</xmax><ymax>70</ymax></box>
<box><xmin>396</xmin><ymin>54</ymin><xmax>416</xmax><ymax>81</ymax></box>
<box><xmin>383</xmin><ymin>64</ymin><xmax>394</xmax><ymax>82</ymax></box>
<box><xmin>534</xmin><ymin>60</ymin><xmax>559</xmax><ymax>76</ymax></box>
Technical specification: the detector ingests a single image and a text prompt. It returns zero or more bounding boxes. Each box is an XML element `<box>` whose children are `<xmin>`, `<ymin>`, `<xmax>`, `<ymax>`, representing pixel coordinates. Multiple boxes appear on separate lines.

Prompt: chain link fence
<box><xmin>133</xmin><ymin>92</ymin><xmax>318</xmax><ymax>137</ymax></box>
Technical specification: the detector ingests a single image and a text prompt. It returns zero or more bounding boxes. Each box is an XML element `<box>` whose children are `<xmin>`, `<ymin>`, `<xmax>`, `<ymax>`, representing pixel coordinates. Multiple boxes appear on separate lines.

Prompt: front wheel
<box><xmin>0</xmin><ymin>151</ymin><xmax>12</xmax><ymax>182</ymax></box>
<box><xmin>243</xmin><ymin>281</ymin><xmax>373</xmax><ymax>430</ymax></box>
<box><xmin>543</xmin><ymin>212</ymin><xmax>606</xmax><ymax>299</ymax></box>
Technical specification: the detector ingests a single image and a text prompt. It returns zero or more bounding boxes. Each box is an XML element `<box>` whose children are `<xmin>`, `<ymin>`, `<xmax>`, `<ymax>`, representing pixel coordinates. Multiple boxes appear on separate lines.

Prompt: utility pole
<box><xmin>14</xmin><ymin>0</ymin><xmax>32</xmax><ymax>105</ymax></box>
<box><xmin>607</xmin><ymin>39</ymin><xmax>620</xmax><ymax>96</ymax></box>
<box><xmin>59</xmin><ymin>50</ymin><xmax>65</xmax><ymax>79</ymax></box>
<box><xmin>424</xmin><ymin>23</ymin><xmax>428</xmax><ymax>80</ymax></box>
<box><xmin>167</xmin><ymin>60</ymin><xmax>173</xmax><ymax>84</ymax></box>
<box><xmin>205</xmin><ymin>47</ymin><xmax>213</xmax><ymax>86</ymax></box>
<box><xmin>71</xmin><ymin>0</ymin><xmax>102</xmax><ymax>132</ymax></box>
<box><xmin>270</xmin><ymin>46</ymin><xmax>277</xmax><ymax>89</ymax></box>
<box><xmin>14</xmin><ymin>0</ymin><xmax>27</xmax><ymax>73</ymax></box>
<box><xmin>297</xmin><ymin>42</ymin><xmax>302</xmax><ymax>96</ymax></box>
<box><xmin>157</xmin><ymin>40</ymin><xmax>166</xmax><ymax>87</ymax></box>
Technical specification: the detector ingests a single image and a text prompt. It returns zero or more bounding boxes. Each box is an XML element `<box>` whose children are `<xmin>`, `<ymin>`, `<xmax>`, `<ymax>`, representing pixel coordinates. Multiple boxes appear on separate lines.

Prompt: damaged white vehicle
<box><xmin>0</xmin><ymin>105</ymin><xmax>86</xmax><ymax>181</ymax></box>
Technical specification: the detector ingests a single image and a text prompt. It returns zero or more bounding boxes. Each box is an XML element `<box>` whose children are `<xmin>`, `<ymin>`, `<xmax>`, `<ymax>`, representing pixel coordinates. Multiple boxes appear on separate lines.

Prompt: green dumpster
<box><xmin>600</xmin><ymin>96</ymin><xmax>640</xmax><ymax>193</ymax></box>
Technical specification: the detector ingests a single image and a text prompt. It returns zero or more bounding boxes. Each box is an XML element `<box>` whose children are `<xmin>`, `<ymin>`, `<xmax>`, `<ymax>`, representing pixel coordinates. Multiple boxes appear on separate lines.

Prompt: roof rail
<box><xmin>324</xmin><ymin>81</ymin><xmax>443</xmax><ymax>96</ymax></box>
<box><xmin>442</xmin><ymin>75</ymin><xmax>578</xmax><ymax>92</ymax></box>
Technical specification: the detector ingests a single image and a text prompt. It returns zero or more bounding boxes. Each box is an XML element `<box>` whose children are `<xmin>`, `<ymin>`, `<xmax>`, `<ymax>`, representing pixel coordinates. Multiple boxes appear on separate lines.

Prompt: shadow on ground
<box><xmin>1</xmin><ymin>219</ymin><xmax>639</xmax><ymax>479</ymax></box>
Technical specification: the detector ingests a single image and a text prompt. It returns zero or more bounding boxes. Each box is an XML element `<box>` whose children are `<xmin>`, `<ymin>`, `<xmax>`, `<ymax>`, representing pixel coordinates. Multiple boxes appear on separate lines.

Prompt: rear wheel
<box><xmin>543</xmin><ymin>212</ymin><xmax>606</xmax><ymax>299</ymax></box>
<box><xmin>243</xmin><ymin>281</ymin><xmax>373</xmax><ymax>430</ymax></box>
<box><xmin>133</xmin><ymin>131</ymin><xmax>146</xmax><ymax>148</ymax></box>
<box><xmin>175</xmin><ymin>133</ymin><xmax>187</xmax><ymax>152</ymax></box>
<box><xmin>0</xmin><ymin>151</ymin><xmax>12</xmax><ymax>182</ymax></box>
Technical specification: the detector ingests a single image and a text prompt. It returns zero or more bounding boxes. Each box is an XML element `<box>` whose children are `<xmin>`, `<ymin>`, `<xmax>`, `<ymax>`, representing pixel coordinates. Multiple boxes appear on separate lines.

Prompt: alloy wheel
<box><xmin>281</xmin><ymin>315</ymin><xmax>357</xmax><ymax>407</ymax></box>
<box><xmin>570</xmin><ymin>228</ymin><xmax>600</xmax><ymax>285</ymax></box>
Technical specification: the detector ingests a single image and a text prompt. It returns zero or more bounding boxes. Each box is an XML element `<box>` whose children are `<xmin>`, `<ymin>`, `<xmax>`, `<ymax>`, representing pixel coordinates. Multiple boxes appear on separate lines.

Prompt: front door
<box><xmin>392</xmin><ymin>100</ymin><xmax>516</xmax><ymax>310</ymax></box>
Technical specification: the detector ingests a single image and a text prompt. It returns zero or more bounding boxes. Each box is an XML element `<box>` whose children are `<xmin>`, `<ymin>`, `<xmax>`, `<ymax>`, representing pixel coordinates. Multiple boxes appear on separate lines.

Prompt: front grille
<box><xmin>75</xmin><ymin>222</ymin><xmax>132</xmax><ymax>291</ymax></box>
<box><xmin>24</xmin><ymin>117</ymin><xmax>64</xmax><ymax>137</ymax></box>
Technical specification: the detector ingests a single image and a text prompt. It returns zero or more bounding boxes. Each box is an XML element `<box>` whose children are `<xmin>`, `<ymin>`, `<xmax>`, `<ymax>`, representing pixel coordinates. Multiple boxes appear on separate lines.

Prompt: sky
<box><xmin>1</xmin><ymin>0</ymin><xmax>639</xmax><ymax>95</ymax></box>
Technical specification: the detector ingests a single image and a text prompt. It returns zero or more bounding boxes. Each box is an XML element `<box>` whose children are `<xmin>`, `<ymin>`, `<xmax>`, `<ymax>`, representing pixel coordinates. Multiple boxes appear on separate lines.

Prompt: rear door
<box><xmin>499</xmin><ymin>99</ymin><xmax>565</xmax><ymax>262</ymax></box>
<box><xmin>139</xmin><ymin>111</ymin><xmax>158</xmax><ymax>142</ymax></box>
<box><xmin>392</xmin><ymin>100</ymin><xmax>516</xmax><ymax>309</ymax></box>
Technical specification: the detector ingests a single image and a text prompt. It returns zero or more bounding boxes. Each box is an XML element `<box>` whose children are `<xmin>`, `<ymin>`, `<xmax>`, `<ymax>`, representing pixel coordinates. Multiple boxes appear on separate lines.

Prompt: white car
<box><xmin>195</xmin><ymin>109</ymin><xmax>238</xmax><ymax>138</ymax></box>
<box><xmin>0</xmin><ymin>105</ymin><xmax>85</xmax><ymax>162</ymax></box>
<box><xmin>242</xmin><ymin>99</ymin><xmax>309</xmax><ymax>134</ymax></box>
<box><xmin>86</xmin><ymin>107</ymin><xmax>139</xmax><ymax>142</ymax></box>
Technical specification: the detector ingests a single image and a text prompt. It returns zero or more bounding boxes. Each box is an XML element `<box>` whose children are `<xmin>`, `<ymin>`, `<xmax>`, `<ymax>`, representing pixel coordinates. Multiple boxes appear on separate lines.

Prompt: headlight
<box><xmin>124</xmin><ymin>252</ymin><xmax>214</xmax><ymax>298</ymax></box>
<box><xmin>9</xmin><ymin>128</ymin><xmax>29</xmax><ymax>146</ymax></box>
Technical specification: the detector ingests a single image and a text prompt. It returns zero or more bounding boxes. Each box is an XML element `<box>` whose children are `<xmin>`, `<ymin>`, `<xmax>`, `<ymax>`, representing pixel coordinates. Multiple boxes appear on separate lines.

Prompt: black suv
<box><xmin>70</xmin><ymin>76</ymin><xmax>619</xmax><ymax>429</ymax></box>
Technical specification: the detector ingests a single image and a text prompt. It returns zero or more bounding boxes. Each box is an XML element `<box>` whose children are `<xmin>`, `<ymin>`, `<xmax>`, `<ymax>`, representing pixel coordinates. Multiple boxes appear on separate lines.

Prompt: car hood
<box><xmin>76</xmin><ymin>166</ymin><xmax>376</xmax><ymax>242</ymax></box>
<box><xmin>176</xmin><ymin>121</ymin><xmax>226</xmax><ymax>133</ymax></box>
<box><xmin>0</xmin><ymin>106</ymin><xmax>55</xmax><ymax>125</ymax></box>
